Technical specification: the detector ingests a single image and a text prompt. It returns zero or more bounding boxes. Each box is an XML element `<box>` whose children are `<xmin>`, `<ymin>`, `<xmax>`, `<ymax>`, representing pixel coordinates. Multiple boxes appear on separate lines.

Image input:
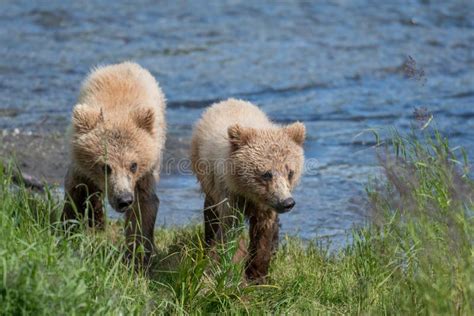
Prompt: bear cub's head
<box><xmin>71</xmin><ymin>104</ymin><xmax>159</xmax><ymax>213</ymax></box>
<box><xmin>227</xmin><ymin>122</ymin><xmax>305</xmax><ymax>214</ymax></box>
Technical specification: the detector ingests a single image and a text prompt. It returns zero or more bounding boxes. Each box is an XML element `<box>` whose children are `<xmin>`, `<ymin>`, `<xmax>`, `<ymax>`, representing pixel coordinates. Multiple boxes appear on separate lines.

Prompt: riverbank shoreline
<box><xmin>0</xmin><ymin>130</ymin><xmax>67</xmax><ymax>184</ymax></box>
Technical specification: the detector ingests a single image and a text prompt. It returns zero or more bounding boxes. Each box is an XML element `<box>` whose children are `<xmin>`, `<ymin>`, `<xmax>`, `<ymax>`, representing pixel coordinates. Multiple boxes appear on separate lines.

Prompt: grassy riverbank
<box><xmin>1</xmin><ymin>129</ymin><xmax>473</xmax><ymax>314</ymax></box>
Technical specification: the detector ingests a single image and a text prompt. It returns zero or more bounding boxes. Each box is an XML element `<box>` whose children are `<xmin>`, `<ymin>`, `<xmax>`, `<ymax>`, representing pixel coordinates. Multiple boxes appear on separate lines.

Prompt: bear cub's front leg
<box><xmin>124</xmin><ymin>172</ymin><xmax>159</xmax><ymax>268</ymax></box>
<box><xmin>245</xmin><ymin>213</ymin><xmax>280</xmax><ymax>284</ymax></box>
<box><xmin>62</xmin><ymin>167</ymin><xmax>105</xmax><ymax>229</ymax></box>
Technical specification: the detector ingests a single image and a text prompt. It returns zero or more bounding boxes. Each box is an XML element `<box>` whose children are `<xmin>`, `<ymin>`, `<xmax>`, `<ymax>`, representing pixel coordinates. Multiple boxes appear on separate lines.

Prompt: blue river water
<box><xmin>1</xmin><ymin>1</ymin><xmax>473</xmax><ymax>245</ymax></box>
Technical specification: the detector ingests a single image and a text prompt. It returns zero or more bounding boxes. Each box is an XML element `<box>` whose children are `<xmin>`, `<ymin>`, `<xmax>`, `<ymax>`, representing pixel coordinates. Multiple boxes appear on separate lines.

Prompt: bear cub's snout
<box><xmin>115</xmin><ymin>192</ymin><xmax>134</xmax><ymax>212</ymax></box>
<box><xmin>276</xmin><ymin>197</ymin><xmax>296</xmax><ymax>213</ymax></box>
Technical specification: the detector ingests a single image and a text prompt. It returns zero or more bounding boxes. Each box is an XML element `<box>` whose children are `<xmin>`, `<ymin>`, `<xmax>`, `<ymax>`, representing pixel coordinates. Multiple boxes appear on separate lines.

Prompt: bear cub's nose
<box><xmin>117</xmin><ymin>193</ymin><xmax>134</xmax><ymax>210</ymax></box>
<box><xmin>278</xmin><ymin>197</ymin><xmax>296</xmax><ymax>213</ymax></box>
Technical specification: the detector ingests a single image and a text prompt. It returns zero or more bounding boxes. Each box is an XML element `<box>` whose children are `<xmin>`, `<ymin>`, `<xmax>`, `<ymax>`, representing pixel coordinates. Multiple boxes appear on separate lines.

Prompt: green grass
<box><xmin>1</xmin><ymin>128</ymin><xmax>473</xmax><ymax>315</ymax></box>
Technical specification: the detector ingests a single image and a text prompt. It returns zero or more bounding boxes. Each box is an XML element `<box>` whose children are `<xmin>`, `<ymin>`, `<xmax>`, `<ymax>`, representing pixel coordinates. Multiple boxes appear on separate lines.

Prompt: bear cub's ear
<box><xmin>228</xmin><ymin>124</ymin><xmax>256</xmax><ymax>149</ymax></box>
<box><xmin>72</xmin><ymin>104</ymin><xmax>103</xmax><ymax>134</ymax></box>
<box><xmin>133</xmin><ymin>108</ymin><xmax>155</xmax><ymax>134</ymax></box>
<box><xmin>284</xmin><ymin>122</ymin><xmax>306</xmax><ymax>146</ymax></box>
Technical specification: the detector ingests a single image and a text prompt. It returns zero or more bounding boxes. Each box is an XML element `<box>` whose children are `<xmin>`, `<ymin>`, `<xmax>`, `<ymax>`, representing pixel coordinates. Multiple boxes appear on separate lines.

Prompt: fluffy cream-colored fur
<box><xmin>63</xmin><ymin>62</ymin><xmax>166</xmax><ymax>266</ymax></box>
<box><xmin>191</xmin><ymin>98</ymin><xmax>305</xmax><ymax>282</ymax></box>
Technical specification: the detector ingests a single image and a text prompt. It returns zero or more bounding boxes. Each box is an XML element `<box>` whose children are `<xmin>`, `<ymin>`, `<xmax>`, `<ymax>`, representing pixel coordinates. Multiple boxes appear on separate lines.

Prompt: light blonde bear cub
<box><xmin>191</xmin><ymin>99</ymin><xmax>305</xmax><ymax>283</ymax></box>
<box><xmin>63</xmin><ymin>62</ymin><xmax>166</xmax><ymax>266</ymax></box>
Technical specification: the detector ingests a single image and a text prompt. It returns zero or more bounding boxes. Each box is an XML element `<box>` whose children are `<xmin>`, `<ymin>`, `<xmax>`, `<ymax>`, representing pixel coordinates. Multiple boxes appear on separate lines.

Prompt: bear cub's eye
<box><xmin>130</xmin><ymin>162</ymin><xmax>138</xmax><ymax>173</ymax></box>
<box><xmin>288</xmin><ymin>170</ymin><xmax>294</xmax><ymax>181</ymax></box>
<box><xmin>103</xmin><ymin>164</ymin><xmax>112</xmax><ymax>175</ymax></box>
<box><xmin>261</xmin><ymin>171</ymin><xmax>273</xmax><ymax>181</ymax></box>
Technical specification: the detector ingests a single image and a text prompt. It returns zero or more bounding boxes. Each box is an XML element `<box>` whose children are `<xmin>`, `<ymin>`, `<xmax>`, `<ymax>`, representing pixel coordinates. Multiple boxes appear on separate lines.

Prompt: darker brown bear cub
<box><xmin>62</xmin><ymin>62</ymin><xmax>166</xmax><ymax>266</ymax></box>
<box><xmin>191</xmin><ymin>99</ymin><xmax>305</xmax><ymax>283</ymax></box>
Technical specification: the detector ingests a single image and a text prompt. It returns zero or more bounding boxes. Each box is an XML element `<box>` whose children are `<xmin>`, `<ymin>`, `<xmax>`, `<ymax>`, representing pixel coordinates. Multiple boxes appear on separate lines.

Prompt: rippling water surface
<box><xmin>1</xmin><ymin>1</ymin><xmax>473</xmax><ymax>245</ymax></box>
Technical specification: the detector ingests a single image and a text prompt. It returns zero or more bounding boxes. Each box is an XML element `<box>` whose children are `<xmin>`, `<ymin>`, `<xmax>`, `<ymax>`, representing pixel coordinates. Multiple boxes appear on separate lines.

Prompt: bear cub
<box><xmin>63</xmin><ymin>62</ymin><xmax>166</xmax><ymax>266</ymax></box>
<box><xmin>191</xmin><ymin>99</ymin><xmax>305</xmax><ymax>283</ymax></box>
